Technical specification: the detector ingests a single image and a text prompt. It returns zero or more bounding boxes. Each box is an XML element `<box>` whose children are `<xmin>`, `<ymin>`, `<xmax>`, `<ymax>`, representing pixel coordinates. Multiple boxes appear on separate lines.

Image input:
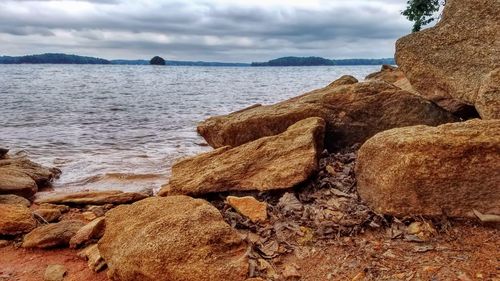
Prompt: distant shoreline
<box><xmin>0</xmin><ymin>53</ymin><xmax>395</xmax><ymax>66</ymax></box>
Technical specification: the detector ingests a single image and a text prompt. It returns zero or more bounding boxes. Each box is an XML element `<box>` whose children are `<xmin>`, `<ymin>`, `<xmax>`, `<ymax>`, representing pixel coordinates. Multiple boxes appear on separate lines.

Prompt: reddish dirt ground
<box><xmin>277</xmin><ymin>222</ymin><xmax>500</xmax><ymax>281</ymax></box>
<box><xmin>1</xmin><ymin>221</ymin><xmax>498</xmax><ymax>281</ymax></box>
<box><xmin>0</xmin><ymin>246</ymin><xmax>108</xmax><ymax>281</ymax></box>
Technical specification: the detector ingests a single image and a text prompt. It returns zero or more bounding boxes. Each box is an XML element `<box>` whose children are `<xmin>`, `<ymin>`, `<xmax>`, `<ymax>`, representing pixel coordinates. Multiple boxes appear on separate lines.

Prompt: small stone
<box><xmin>44</xmin><ymin>264</ymin><xmax>66</xmax><ymax>281</ymax></box>
<box><xmin>70</xmin><ymin>217</ymin><xmax>105</xmax><ymax>248</ymax></box>
<box><xmin>34</xmin><ymin>208</ymin><xmax>62</xmax><ymax>223</ymax></box>
<box><xmin>0</xmin><ymin>194</ymin><xmax>31</xmax><ymax>207</ymax></box>
<box><xmin>227</xmin><ymin>196</ymin><xmax>267</xmax><ymax>223</ymax></box>
<box><xmin>39</xmin><ymin>203</ymin><xmax>70</xmax><ymax>213</ymax></box>
<box><xmin>82</xmin><ymin>211</ymin><xmax>97</xmax><ymax>221</ymax></box>
<box><xmin>87</xmin><ymin>205</ymin><xmax>106</xmax><ymax>217</ymax></box>
<box><xmin>407</xmin><ymin>221</ymin><xmax>437</xmax><ymax>241</ymax></box>
<box><xmin>78</xmin><ymin>244</ymin><xmax>107</xmax><ymax>272</ymax></box>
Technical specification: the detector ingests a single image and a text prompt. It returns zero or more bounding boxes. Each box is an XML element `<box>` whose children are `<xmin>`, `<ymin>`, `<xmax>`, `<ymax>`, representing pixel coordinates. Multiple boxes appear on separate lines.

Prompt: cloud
<box><xmin>0</xmin><ymin>0</ymin><xmax>413</xmax><ymax>61</ymax></box>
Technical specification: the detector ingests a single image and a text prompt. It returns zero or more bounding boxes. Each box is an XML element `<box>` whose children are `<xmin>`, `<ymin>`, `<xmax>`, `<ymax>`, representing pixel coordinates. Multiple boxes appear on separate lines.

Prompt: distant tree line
<box><xmin>0</xmin><ymin>53</ymin><xmax>111</xmax><ymax>64</ymax></box>
<box><xmin>251</xmin><ymin>57</ymin><xmax>395</xmax><ymax>67</ymax></box>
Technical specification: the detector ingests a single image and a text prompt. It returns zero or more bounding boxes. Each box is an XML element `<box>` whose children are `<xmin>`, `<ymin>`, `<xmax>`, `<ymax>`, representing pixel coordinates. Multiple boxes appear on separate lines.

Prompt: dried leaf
<box><xmin>278</xmin><ymin>193</ymin><xmax>303</xmax><ymax>212</ymax></box>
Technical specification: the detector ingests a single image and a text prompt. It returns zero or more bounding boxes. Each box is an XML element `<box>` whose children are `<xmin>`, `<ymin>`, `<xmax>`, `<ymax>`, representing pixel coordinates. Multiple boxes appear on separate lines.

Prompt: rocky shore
<box><xmin>1</xmin><ymin>0</ymin><xmax>499</xmax><ymax>280</ymax></box>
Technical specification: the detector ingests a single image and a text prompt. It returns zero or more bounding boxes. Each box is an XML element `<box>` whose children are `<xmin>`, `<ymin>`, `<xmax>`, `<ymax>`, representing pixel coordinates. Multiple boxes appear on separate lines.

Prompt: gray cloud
<box><xmin>0</xmin><ymin>0</ymin><xmax>413</xmax><ymax>61</ymax></box>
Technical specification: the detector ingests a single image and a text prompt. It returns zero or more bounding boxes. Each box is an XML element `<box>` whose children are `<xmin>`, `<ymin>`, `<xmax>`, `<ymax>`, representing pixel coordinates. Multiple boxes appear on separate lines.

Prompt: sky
<box><xmin>0</xmin><ymin>0</ymin><xmax>414</xmax><ymax>62</ymax></box>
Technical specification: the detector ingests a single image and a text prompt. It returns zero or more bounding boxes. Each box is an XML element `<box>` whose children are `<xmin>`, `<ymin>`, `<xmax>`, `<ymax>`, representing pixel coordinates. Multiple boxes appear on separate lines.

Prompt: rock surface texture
<box><xmin>22</xmin><ymin>220</ymin><xmax>85</xmax><ymax>248</ymax></box>
<box><xmin>0</xmin><ymin>194</ymin><xmax>31</xmax><ymax>207</ymax></box>
<box><xmin>395</xmin><ymin>0</ymin><xmax>500</xmax><ymax>118</ymax></box>
<box><xmin>0</xmin><ymin>157</ymin><xmax>61</xmax><ymax>198</ymax></box>
<box><xmin>197</xmin><ymin>80</ymin><xmax>456</xmax><ymax>151</ymax></box>
<box><xmin>356</xmin><ymin>119</ymin><xmax>500</xmax><ymax>218</ymax></box>
<box><xmin>365</xmin><ymin>65</ymin><xmax>416</xmax><ymax>94</ymax></box>
<box><xmin>227</xmin><ymin>196</ymin><xmax>268</xmax><ymax>223</ymax></box>
<box><xmin>476</xmin><ymin>68</ymin><xmax>500</xmax><ymax>120</ymax></box>
<box><xmin>0</xmin><ymin>204</ymin><xmax>37</xmax><ymax>235</ymax></box>
<box><xmin>98</xmin><ymin>196</ymin><xmax>249</xmax><ymax>281</ymax></box>
<box><xmin>70</xmin><ymin>217</ymin><xmax>105</xmax><ymax>248</ymax></box>
<box><xmin>161</xmin><ymin>117</ymin><xmax>325</xmax><ymax>196</ymax></box>
<box><xmin>35</xmin><ymin>190</ymin><xmax>148</xmax><ymax>205</ymax></box>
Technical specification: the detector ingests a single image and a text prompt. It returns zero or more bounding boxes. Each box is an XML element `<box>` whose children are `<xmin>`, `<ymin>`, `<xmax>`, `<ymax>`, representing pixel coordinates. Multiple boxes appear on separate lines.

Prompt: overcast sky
<box><xmin>0</xmin><ymin>0</ymin><xmax>414</xmax><ymax>62</ymax></box>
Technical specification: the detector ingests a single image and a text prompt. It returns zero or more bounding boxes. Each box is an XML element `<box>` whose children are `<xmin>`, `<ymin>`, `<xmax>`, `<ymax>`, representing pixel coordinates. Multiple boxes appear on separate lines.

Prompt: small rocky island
<box><xmin>0</xmin><ymin>0</ymin><xmax>498</xmax><ymax>280</ymax></box>
<box><xmin>149</xmin><ymin>56</ymin><xmax>166</xmax><ymax>66</ymax></box>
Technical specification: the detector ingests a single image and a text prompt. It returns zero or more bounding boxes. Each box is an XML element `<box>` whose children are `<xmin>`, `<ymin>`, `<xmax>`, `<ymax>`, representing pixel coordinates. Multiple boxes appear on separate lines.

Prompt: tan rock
<box><xmin>327</xmin><ymin>75</ymin><xmax>358</xmax><ymax>88</ymax></box>
<box><xmin>365</xmin><ymin>65</ymin><xmax>417</xmax><ymax>94</ymax></box>
<box><xmin>476</xmin><ymin>68</ymin><xmax>500</xmax><ymax>119</ymax></box>
<box><xmin>35</xmin><ymin>190</ymin><xmax>148</xmax><ymax>206</ymax></box>
<box><xmin>407</xmin><ymin>221</ymin><xmax>437</xmax><ymax>241</ymax></box>
<box><xmin>395</xmin><ymin>0</ymin><xmax>500</xmax><ymax>118</ymax></box>
<box><xmin>0</xmin><ymin>239</ymin><xmax>10</xmax><ymax>248</ymax></box>
<box><xmin>356</xmin><ymin>119</ymin><xmax>500</xmax><ymax>217</ymax></box>
<box><xmin>197</xmin><ymin>80</ymin><xmax>456</xmax><ymax>150</ymax></box>
<box><xmin>22</xmin><ymin>220</ymin><xmax>85</xmax><ymax>248</ymax></box>
<box><xmin>0</xmin><ymin>157</ymin><xmax>61</xmax><ymax>188</ymax></box>
<box><xmin>0</xmin><ymin>204</ymin><xmax>37</xmax><ymax>235</ymax></box>
<box><xmin>70</xmin><ymin>217</ymin><xmax>105</xmax><ymax>249</ymax></box>
<box><xmin>34</xmin><ymin>208</ymin><xmax>62</xmax><ymax>223</ymax></box>
<box><xmin>82</xmin><ymin>211</ymin><xmax>97</xmax><ymax>221</ymax></box>
<box><xmin>0</xmin><ymin>169</ymin><xmax>38</xmax><ymax>198</ymax></box>
<box><xmin>98</xmin><ymin>196</ymin><xmax>248</xmax><ymax>281</ymax></box>
<box><xmin>44</xmin><ymin>264</ymin><xmax>66</xmax><ymax>281</ymax></box>
<box><xmin>227</xmin><ymin>196</ymin><xmax>267</xmax><ymax>223</ymax></box>
<box><xmin>162</xmin><ymin>117</ymin><xmax>325</xmax><ymax>196</ymax></box>
<box><xmin>0</xmin><ymin>194</ymin><xmax>31</xmax><ymax>207</ymax></box>
<box><xmin>39</xmin><ymin>203</ymin><xmax>70</xmax><ymax>213</ymax></box>
<box><xmin>78</xmin><ymin>244</ymin><xmax>107</xmax><ymax>272</ymax></box>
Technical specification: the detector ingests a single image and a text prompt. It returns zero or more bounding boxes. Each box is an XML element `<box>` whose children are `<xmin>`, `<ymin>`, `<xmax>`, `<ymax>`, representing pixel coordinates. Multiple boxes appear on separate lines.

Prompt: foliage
<box><xmin>402</xmin><ymin>0</ymin><xmax>445</xmax><ymax>32</ymax></box>
<box><xmin>0</xmin><ymin>53</ymin><xmax>111</xmax><ymax>64</ymax></box>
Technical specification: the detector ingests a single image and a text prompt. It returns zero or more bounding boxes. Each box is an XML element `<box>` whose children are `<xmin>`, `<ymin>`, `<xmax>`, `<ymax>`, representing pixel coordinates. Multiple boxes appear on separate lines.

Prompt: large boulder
<box><xmin>356</xmin><ymin>119</ymin><xmax>500</xmax><ymax>218</ymax></box>
<box><xmin>22</xmin><ymin>220</ymin><xmax>85</xmax><ymax>248</ymax></box>
<box><xmin>98</xmin><ymin>196</ymin><xmax>249</xmax><ymax>281</ymax></box>
<box><xmin>35</xmin><ymin>190</ymin><xmax>148</xmax><ymax>205</ymax></box>
<box><xmin>476</xmin><ymin>68</ymin><xmax>500</xmax><ymax>120</ymax></box>
<box><xmin>161</xmin><ymin>117</ymin><xmax>325</xmax><ymax>196</ymax></box>
<box><xmin>395</xmin><ymin>0</ymin><xmax>500</xmax><ymax>119</ymax></box>
<box><xmin>0</xmin><ymin>204</ymin><xmax>37</xmax><ymax>235</ymax></box>
<box><xmin>197</xmin><ymin>80</ymin><xmax>456</xmax><ymax>151</ymax></box>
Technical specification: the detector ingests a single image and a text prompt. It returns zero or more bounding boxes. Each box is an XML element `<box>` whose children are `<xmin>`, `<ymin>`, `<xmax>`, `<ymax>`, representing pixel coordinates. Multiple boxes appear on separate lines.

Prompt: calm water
<box><xmin>0</xmin><ymin>65</ymin><xmax>379</xmax><ymax>193</ymax></box>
